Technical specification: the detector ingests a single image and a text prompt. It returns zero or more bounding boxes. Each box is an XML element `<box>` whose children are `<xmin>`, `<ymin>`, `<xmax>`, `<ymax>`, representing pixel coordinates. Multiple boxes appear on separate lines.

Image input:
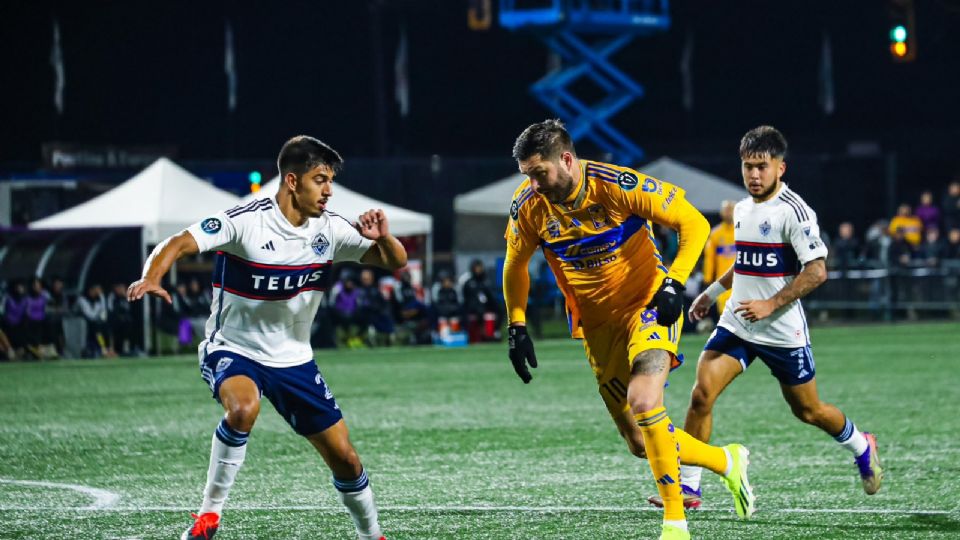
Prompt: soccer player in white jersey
<box><xmin>127</xmin><ymin>136</ymin><xmax>407</xmax><ymax>540</ymax></box>
<box><xmin>648</xmin><ymin>126</ymin><xmax>883</xmax><ymax>510</ymax></box>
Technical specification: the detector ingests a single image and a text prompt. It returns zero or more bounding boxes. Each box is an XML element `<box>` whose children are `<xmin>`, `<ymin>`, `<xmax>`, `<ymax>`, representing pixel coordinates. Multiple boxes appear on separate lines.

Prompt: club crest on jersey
<box><xmin>587</xmin><ymin>204</ymin><xmax>609</xmax><ymax>229</ymax></box>
<box><xmin>617</xmin><ymin>171</ymin><xmax>639</xmax><ymax>191</ymax></box>
<box><xmin>759</xmin><ymin>219</ymin><xmax>772</xmax><ymax>236</ymax></box>
<box><xmin>546</xmin><ymin>215</ymin><xmax>562</xmax><ymax>238</ymax></box>
<box><xmin>311</xmin><ymin>232</ymin><xmax>330</xmax><ymax>257</ymax></box>
<box><xmin>200</xmin><ymin>217</ymin><xmax>222</xmax><ymax>234</ymax></box>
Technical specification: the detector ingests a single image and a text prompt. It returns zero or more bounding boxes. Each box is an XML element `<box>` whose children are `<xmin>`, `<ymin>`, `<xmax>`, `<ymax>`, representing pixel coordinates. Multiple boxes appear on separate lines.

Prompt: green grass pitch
<box><xmin>1</xmin><ymin>322</ymin><xmax>959</xmax><ymax>539</ymax></box>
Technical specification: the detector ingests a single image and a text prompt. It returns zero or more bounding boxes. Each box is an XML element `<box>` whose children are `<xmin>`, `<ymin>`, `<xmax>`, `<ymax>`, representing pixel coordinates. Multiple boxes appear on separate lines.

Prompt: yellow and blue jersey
<box><xmin>503</xmin><ymin>159</ymin><xmax>710</xmax><ymax>337</ymax></box>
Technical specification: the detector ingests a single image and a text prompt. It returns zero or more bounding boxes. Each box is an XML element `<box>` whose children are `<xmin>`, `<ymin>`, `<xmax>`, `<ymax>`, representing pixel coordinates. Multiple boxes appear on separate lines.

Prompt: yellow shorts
<box><xmin>581</xmin><ymin>307</ymin><xmax>683</xmax><ymax>418</ymax></box>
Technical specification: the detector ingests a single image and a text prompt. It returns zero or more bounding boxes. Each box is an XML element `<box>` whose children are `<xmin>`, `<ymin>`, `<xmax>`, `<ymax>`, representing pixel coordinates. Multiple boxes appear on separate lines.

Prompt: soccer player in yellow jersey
<box><xmin>702</xmin><ymin>200</ymin><xmax>737</xmax><ymax>315</ymax></box>
<box><xmin>502</xmin><ymin>120</ymin><xmax>754</xmax><ymax>540</ymax></box>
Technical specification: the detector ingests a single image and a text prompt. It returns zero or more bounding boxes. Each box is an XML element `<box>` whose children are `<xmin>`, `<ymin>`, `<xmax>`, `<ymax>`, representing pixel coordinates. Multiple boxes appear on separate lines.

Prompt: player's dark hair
<box><xmin>277</xmin><ymin>135</ymin><xmax>344</xmax><ymax>178</ymax></box>
<box><xmin>739</xmin><ymin>125</ymin><xmax>788</xmax><ymax>160</ymax></box>
<box><xmin>512</xmin><ymin>119</ymin><xmax>576</xmax><ymax>161</ymax></box>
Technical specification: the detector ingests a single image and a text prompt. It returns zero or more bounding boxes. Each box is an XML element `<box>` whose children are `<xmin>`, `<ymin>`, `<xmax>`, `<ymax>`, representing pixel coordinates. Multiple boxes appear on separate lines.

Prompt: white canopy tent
<box><xmin>454</xmin><ymin>156</ymin><xmax>743</xmax><ymax>216</ymax></box>
<box><xmin>31</xmin><ymin>157</ymin><xmax>241</xmax><ymax>352</ymax></box>
<box><xmin>32</xmin><ymin>157</ymin><xmax>241</xmax><ymax>242</ymax></box>
<box><xmin>239</xmin><ymin>176</ymin><xmax>433</xmax><ymax>237</ymax></box>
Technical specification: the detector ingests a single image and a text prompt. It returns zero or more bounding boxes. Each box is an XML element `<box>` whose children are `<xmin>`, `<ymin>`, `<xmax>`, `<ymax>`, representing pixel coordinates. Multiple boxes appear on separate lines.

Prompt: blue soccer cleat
<box><xmin>855</xmin><ymin>432</ymin><xmax>883</xmax><ymax>495</ymax></box>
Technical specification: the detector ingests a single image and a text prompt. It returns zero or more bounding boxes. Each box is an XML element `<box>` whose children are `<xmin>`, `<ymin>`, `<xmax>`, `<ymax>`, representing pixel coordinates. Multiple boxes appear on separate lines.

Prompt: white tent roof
<box><xmin>454</xmin><ymin>156</ymin><xmax>743</xmax><ymax>216</ymax></box>
<box><xmin>30</xmin><ymin>157</ymin><xmax>241</xmax><ymax>243</ymax></box>
<box><xmin>240</xmin><ymin>176</ymin><xmax>432</xmax><ymax>237</ymax></box>
<box><xmin>637</xmin><ymin>157</ymin><xmax>744</xmax><ymax>212</ymax></box>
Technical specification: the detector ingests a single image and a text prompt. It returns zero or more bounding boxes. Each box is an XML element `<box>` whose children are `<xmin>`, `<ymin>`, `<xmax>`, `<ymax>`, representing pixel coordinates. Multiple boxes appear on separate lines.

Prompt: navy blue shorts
<box><xmin>704</xmin><ymin>326</ymin><xmax>816</xmax><ymax>386</ymax></box>
<box><xmin>200</xmin><ymin>350</ymin><xmax>343</xmax><ymax>436</ymax></box>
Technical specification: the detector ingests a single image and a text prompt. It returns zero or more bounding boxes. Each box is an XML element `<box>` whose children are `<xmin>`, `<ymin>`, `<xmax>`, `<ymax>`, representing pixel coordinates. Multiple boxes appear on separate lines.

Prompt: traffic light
<box><xmin>248</xmin><ymin>170</ymin><xmax>262</xmax><ymax>193</ymax></box>
<box><xmin>888</xmin><ymin>0</ymin><xmax>916</xmax><ymax>62</ymax></box>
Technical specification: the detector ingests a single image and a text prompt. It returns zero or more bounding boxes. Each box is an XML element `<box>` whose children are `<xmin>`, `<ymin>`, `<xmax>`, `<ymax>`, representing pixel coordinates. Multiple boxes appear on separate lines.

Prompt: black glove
<box><xmin>508</xmin><ymin>325</ymin><xmax>538</xmax><ymax>384</ymax></box>
<box><xmin>646</xmin><ymin>278</ymin><xmax>686</xmax><ymax>326</ymax></box>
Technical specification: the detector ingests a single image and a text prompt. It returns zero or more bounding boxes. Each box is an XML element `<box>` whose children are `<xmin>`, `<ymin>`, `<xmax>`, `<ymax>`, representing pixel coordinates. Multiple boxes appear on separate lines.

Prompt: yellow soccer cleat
<box><xmin>721</xmin><ymin>444</ymin><xmax>756</xmax><ymax>519</ymax></box>
<box><xmin>659</xmin><ymin>524</ymin><xmax>691</xmax><ymax>540</ymax></box>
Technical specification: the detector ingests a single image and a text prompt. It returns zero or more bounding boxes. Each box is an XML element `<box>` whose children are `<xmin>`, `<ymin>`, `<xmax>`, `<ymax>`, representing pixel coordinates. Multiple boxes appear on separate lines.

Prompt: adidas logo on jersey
<box><xmin>647</xmin><ymin>332</ymin><xmax>661</xmax><ymax>341</ymax></box>
<box><xmin>261</xmin><ymin>240</ymin><xmax>276</xmax><ymax>251</ymax></box>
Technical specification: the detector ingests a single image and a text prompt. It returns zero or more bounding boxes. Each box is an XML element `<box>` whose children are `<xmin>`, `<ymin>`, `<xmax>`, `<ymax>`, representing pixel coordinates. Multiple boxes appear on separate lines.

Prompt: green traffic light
<box><xmin>248</xmin><ymin>171</ymin><xmax>262</xmax><ymax>184</ymax></box>
<box><xmin>891</xmin><ymin>25</ymin><xmax>907</xmax><ymax>43</ymax></box>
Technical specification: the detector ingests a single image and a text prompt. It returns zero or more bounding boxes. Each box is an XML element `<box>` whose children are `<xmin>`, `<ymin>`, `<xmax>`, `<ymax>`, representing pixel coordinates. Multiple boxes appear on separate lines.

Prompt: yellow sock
<box><xmin>674</xmin><ymin>427</ymin><xmax>729</xmax><ymax>476</ymax></box>
<box><xmin>635</xmin><ymin>406</ymin><xmax>684</xmax><ymax>522</ymax></box>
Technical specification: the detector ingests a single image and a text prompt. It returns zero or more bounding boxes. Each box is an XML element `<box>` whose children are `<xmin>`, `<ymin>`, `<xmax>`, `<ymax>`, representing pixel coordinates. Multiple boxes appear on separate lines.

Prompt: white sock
<box><xmin>663</xmin><ymin>519</ymin><xmax>688</xmax><ymax>531</ymax></box>
<box><xmin>199</xmin><ymin>419</ymin><xmax>248</xmax><ymax>515</ymax></box>
<box><xmin>680</xmin><ymin>465</ymin><xmax>703</xmax><ymax>491</ymax></box>
<box><xmin>834</xmin><ymin>417</ymin><xmax>869</xmax><ymax>457</ymax></box>
<box><xmin>335</xmin><ymin>470</ymin><xmax>382</xmax><ymax>540</ymax></box>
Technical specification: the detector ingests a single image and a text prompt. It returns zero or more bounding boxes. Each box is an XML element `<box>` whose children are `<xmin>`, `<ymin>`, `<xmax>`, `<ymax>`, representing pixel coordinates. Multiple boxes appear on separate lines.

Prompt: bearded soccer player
<box><xmin>128</xmin><ymin>136</ymin><xmax>406</xmax><ymax>540</ymax></box>
<box><xmin>656</xmin><ymin>125</ymin><xmax>883</xmax><ymax>508</ymax></box>
<box><xmin>502</xmin><ymin>120</ymin><xmax>755</xmax><ymax>540</ymax></box>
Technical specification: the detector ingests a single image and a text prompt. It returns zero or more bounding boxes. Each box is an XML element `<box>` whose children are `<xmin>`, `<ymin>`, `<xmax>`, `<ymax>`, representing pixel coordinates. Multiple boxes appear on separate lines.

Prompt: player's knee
<box><xmin>688</xmin><ymin>384</ymin><xmax>716</xmax><ymax>415</ymax></box>
<box><xmin>225</xmin><ymin>399</ymin><xmax>260</xmax><ymax>432</ymax></box>
<box><xmin>791</xmin><ymin>404</ymin><xmax>822</xmax><ymax>426</ymax></box>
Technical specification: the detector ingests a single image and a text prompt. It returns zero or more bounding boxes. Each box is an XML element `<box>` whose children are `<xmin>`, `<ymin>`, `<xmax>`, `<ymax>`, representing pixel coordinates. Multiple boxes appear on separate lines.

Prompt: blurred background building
<box><xmin>1</xmin><ymin>0</ymin><xmax>958</xmax><ymax>358</ymax></box>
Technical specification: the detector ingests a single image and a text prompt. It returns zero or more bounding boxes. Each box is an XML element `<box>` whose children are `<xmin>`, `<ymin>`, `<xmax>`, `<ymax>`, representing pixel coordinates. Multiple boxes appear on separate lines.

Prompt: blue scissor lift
<box><xmin>500</xmin><ymin>1</ymin><xmax>670</xmax><ymax>165</ymax></box>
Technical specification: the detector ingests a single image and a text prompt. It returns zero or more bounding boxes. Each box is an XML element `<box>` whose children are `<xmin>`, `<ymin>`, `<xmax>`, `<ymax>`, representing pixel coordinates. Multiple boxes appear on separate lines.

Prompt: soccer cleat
<box><xmin>181</xmin><ymin>512</ymin><xmax>220</xmax><ymax>540</ymax></box>
<box><xmin>855</xmin><ymin>432</ymin><xmax>883</xmax><ymax>495</ymax></box>
<box><xmin>647</xmin><ymin>485</ymin><xmax>702</xmax><ymax>509</ymax></box>
<box><xmin>659</xmin><ymin>524</ymin><xmax>691</xmax><ymax>540</ymax></box>
<box><xmin>721</xmin><ymin>444</ymin><xmax>755</xmax><ymax>519</ymax></box>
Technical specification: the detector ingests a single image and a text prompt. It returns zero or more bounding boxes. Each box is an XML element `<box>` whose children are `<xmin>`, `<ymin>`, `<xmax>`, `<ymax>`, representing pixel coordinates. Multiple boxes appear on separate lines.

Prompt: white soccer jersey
<box><xmin>186</xmin><ymin>197</ymin><xmax>372</xmax><ymax>367</ymax></box>
<box><xmin>718</xmin><ymin>184</ymin><xmax>828</xmax><ymax>348</ymax></box>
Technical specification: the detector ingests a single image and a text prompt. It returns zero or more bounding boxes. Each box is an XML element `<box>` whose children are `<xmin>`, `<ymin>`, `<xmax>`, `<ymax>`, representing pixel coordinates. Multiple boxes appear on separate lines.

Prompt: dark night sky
<box><xmin>1</xmin><ymin>0</ymin><xmax>959</xmax><ymax>164</ymax></box>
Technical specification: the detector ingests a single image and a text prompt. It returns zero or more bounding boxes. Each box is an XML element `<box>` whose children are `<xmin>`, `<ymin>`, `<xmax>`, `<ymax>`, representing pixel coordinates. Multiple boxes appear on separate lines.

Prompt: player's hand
<box><xmin>507</xmin><ymin>325</ymin><xmax>538</xmax><ymax>384</ymax></box>
<box><xmin>688</xmin><ymin>291</ymin><xmax>714</xmax><ymax>322</ymax></box>
<box><xmin>126</xmin><ymin>278</ymin><xmax>172</xmax><ymax>304</ymax></box>
<box><xmin>646</xmin><ymin>278</ymin><xmax>686</xmax><ymax>326</ymax></box>
<box><xmin>355</xmin><ymin>209</ymin><xmax>390</xmax><ymax>241</ymax></box>
<box><xmin>734</xmin><ymin>299</ymin><xmax>777</xmax><ymax>322</ymax></box>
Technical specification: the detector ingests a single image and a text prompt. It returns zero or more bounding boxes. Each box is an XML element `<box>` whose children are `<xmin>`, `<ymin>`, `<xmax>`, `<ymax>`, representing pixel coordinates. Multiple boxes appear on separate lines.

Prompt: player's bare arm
<box><xmin>689</xmin><ymin>264</ymin><xmax>735</xmax><ymax>322</ymax></box>
<box><xmin>127</xmin><ymin>231</ymin><xmax>200</xmax><ymax>304</ymax></box>
<box><xmin>734</xmin><ymin>258</ymin><xmax>826</xmax><ymax>322</ymax></box>
<box><xmin>357</xmin><ymin>209</ymin><xmax>408</xmax><ymax>270</ymax></box>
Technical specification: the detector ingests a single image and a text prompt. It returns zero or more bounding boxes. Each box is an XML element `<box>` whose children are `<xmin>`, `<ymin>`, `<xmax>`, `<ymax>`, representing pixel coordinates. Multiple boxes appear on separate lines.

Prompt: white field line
<box><xmin>0</xmin><ymin>478</ymin><xmax>120</xmax><ymax>509</ymax></box>
<box><xmin>0</xmin><ymin>503</ymin><xmax>954</xmax><ymax>516</ymax></box>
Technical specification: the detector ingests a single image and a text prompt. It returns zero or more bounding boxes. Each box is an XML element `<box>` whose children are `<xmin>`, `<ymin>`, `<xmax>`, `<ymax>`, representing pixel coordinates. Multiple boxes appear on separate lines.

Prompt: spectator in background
<box><xmin>393</xmin><ymin>271</ymin><xmax>430</xmax><ymax>345</ymax></box>
<box><xmin>77</xmin><ymin>283</ymin><xmax>110</xmax><ymax>357</ymax></box>
<box><xmin>944</xmin><ymin>181</ymin><xmax>960</xmax><ymax>231</ymax></box>
<box><xmin>947</xmin><ymin>228</ymin><xmax>960</xmax><ymax>261</ymax></box>
<box><xmin>329</xmin><ymin>271</ymin><xmax>364</xmax><ymax>348</ymax></box>
<box><xmin>186</xmin><ymin>278</ymin><xmax>212</xmax><ymax>316</ymax></box>
<box><xmin>831</xmin><ymin>222</ymin><xmax>863</xmax><ymax>272</ymax></box>
<box><xmin>918</xmin><ymin>228</ymin><xmax>946</xmax><ymax>268</ymax></box>
<box><xmin>460</xmin><ymin>260</ymin><xmax>500</xmax><ymax>343</ymax></box>
<box><xmin>888</xmin><ymin>203</ymin><xmax>923</xmax><ymax>247</ymax></box>
<box><xmin>45</xmin><ymin>277</ymin><xmax>70</xmax><ymax>355</ymax></box>
<box><xmin>0</xmin><ymin>328</ymin><xmax>14</xmax><ymax>361</ymax></box>
<box><xmin>864</xmin><ymin>219</ymin><xmax>891</xmax><ymax>266</ymax></box>
<box><xmin>107</xmin><ymin>282</ymin><xmax>137</xmax><ymax>356</ymax></box>
<box><xmin>3</xmin><ymin>282</ymin><xmax>28</xmax><ymax>358</ymax></box>
<box><xmin>356</xmin><ymin>269</ymin><xmax>395</xmax><ymax>346</ymax></box>
<box><xmin>915</xmin><ymin>190</ymin><xmax>940</xmax><ymax>233</ymax></box>
<box><xmin>888</xmin><ymin>228</ymin><xmax>915</xmax><ymax>268</ymax></box>
<box><xmin>24</xmin><ymin>278</ymin><xmax>55</xmax><ymax>359</ymax></box>
<box><xmin>432</xmin><ymin>270</ymin><xmax>462</xmax><ymax>339</ymax></box>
